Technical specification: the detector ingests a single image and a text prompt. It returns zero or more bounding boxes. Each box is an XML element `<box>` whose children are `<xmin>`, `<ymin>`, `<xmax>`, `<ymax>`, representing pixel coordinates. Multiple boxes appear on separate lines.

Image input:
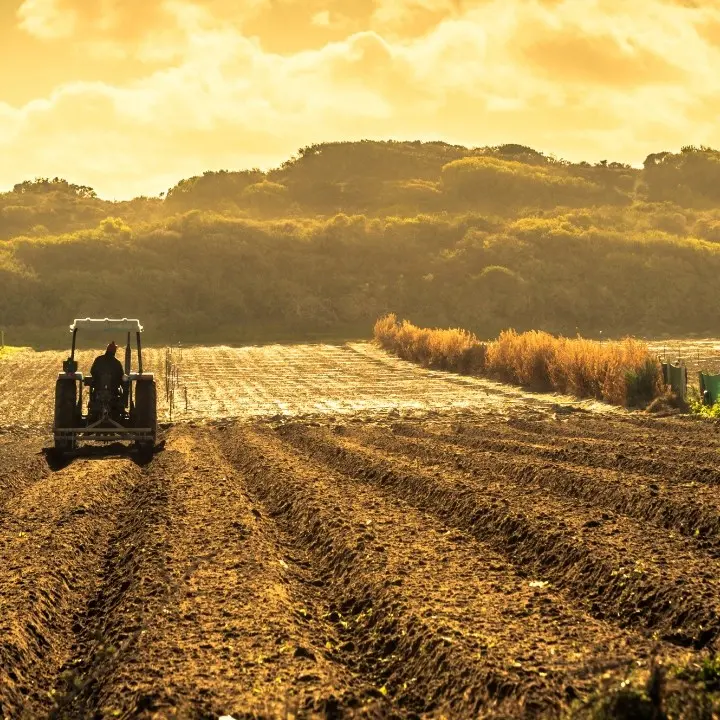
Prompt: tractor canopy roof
<box><xmin>70</xmin><ymin>318</ymin><xmax>144</xmax><ymax>332</ymax></box>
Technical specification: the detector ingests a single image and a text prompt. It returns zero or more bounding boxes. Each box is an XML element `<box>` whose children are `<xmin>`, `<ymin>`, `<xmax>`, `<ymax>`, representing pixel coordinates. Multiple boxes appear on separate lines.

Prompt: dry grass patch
<box><xmin>374</xmin><ymin>315</ymin><xmax>663</xmax><ymax>407</ymax></box>
<box><xmin>373</xmin><ymin>314</ymin><xmax>486</xmax><ymax>375</ymax></box>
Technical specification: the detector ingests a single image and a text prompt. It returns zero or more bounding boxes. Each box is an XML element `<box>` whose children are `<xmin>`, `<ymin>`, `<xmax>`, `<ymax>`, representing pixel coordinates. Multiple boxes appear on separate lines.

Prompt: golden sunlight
<box><xmin>1</xmin><ymin>0</ymin><xmax>718</xmax><ymax>198</ymax></box>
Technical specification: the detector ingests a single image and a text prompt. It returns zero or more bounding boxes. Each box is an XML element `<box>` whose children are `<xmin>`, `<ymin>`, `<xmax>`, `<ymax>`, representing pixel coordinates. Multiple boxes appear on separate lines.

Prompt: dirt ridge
<box><xmin>355</xmin><ymin>425</ymin><xmax>720</xmax><ymax>551</ymax></box>
<box><xmin>49</xmin><ymin>455</ymin><xmax>169</xmax><ymax>719</ymax></box>
<box><xmin>0</xmin><ymin>459</ymin><xmax>144</xmax><ymax>718</ymax></box>
<box><xmin>219</xmin><ymin>425</ymin><xmax>678</xmax><ymax>717</ymax></box>
<box><xmin>278</xmin><ymin>423</ymin><xmax>720</xmax><ymax>649</ymax></box>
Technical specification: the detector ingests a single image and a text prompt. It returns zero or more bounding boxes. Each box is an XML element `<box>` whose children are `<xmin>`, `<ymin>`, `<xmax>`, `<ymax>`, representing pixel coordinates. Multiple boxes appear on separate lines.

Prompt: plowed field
<box><xmin>0</xmin><ymin>343</ymin><xmax>616</xmax><ymax>429</ymax></box>
<box><xmin>1</xmin><ymin>343</ymin><xmax>718</xmax><ymax>718</ymax></box>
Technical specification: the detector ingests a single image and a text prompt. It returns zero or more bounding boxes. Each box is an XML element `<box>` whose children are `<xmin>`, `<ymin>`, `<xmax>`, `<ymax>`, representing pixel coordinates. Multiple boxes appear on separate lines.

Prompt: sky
<box><xmin>1</xmin><ymin>0</ymin><xmax>719</xmax><ymax>200</ymax></box>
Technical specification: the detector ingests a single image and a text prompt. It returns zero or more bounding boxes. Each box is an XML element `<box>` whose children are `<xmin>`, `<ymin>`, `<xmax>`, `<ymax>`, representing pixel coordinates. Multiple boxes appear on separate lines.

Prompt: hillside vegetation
<box><xmin>2</xmin><ymin>141</ymin><xmax>720</xmax><ymax>345</ymax></box>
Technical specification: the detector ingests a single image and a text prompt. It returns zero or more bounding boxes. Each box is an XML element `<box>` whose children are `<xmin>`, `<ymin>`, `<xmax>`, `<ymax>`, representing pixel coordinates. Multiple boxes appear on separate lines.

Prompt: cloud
<box><xmin>518</xmin><ymin>29</ymin><xmax>686</xmax><ymax>87</ymax></box>
<box><xmin>17</xmin><ymin>0</ymin><xmax>182</xmax><ymax>40</ymax></box>
<box><xmin>17</xmin><ymin>0</ymin><xmax>77</xmax><ymax>39</ymax></box>
<box><xmin>5</xmin><ymin>0</ymin><xmax>720</xmax><ymax>199</ymax></box>
<box><xmin>311</xmin><ymin>10</ymin><xmax>332</xmax><ymax>26</ymax></box>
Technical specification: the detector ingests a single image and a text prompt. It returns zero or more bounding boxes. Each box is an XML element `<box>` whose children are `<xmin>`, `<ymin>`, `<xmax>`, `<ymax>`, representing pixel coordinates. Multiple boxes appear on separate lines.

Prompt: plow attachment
<box><xmin>54</xmin><ymin>414</ymin><xmax>155</xmax><ymax>448</ymax></box>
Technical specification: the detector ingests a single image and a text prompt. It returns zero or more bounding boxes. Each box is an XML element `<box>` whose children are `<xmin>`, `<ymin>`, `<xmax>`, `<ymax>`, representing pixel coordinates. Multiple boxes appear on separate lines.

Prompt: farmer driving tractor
<box><xmin>53</xmin><ymin>319</ymin><xmax>157</xmax><ymax>454</ymax></box>
<box><xmin>88</xmin><ymin>341</ymin><xmax>125</xmax><ymax>417</ymax></box>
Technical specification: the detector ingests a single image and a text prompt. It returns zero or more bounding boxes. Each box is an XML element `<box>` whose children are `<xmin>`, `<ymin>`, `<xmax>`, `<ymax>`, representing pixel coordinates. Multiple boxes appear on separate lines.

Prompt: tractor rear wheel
<box><xmin>54</xmin><ymin>379</ymin><xmax>77</xmax><ymax>452</ymax></box>
<box><xmin>134</xmin><ymin>379</ymin><xmax>157</xmax><ymax>456</ymax></box>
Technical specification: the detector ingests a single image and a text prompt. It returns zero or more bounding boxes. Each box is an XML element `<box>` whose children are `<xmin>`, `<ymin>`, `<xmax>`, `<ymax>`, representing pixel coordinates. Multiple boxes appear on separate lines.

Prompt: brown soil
<box><xmin>1</xmin><ymin>344</ymin><xmax>718</xmax><ymax>718</ymax></box>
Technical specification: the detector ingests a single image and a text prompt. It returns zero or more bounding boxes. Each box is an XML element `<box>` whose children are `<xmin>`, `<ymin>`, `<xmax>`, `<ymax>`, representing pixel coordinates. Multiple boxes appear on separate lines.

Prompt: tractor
<box><xmin>53</xmin><ymin>318</ymin><xmax>157</xmax><ymax>455</ymax></box>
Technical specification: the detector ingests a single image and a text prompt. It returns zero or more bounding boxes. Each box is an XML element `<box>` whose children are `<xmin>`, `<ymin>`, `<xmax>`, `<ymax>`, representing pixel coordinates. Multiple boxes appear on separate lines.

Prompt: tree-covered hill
<box><xmin>2</xmin><ymin>141</ymin><xmax>720</xmax><ymax>346</ymax></box>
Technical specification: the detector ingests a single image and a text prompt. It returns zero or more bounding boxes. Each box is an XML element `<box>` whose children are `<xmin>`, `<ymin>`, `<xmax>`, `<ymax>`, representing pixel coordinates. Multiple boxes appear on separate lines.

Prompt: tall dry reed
<box><xmin>374</xmin><ymin>314</ymin><xmax>663</xmax><ymax>407</ymax></box>
<box><xmin>373</xmin><ymin>314</ymin><xmax>486</xmax><ymax>375</ymax></box>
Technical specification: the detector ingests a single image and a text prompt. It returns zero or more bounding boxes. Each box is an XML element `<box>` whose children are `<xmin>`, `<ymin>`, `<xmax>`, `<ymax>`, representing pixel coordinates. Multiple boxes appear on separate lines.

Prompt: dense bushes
<box><xmin>440</xmin><ymin>156</ymin><xmax>623</xmax><ymax>210</ymax></box>
<box><xmin>5</xmin><ymin>142</ymin><xmax>720</xmax><ymax>345</ymax></box>
<box><xmin>644</xmin><ymin>146</ymin><xmax>720</xmax><ymax>206</ymax></box>
<box><xmin>0</xmin><ymin>140</ymin><xmax>667</xmax><ymax>239</ymax></box>
<box><xmin>6</xmin><ymin>143</ymin><xmax>720</xmax><ymax>242</ymax></box>
<box><xmin>374</xmin><ymin>315</ymin><xmax>663</xmax><ymax>407</ymax></box>
<box><xmin>3</xmin><ymin>207</ymin><xmax>720</xmax><ymax>346</ymax></box>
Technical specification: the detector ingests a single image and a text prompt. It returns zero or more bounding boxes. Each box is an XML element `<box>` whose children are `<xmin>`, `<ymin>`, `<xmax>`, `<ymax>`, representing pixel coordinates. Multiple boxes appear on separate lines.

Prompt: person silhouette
<box><xmin>89</xmin><ymin>341</ymin><xmax>124</xmax><ymax>399</ymax></box>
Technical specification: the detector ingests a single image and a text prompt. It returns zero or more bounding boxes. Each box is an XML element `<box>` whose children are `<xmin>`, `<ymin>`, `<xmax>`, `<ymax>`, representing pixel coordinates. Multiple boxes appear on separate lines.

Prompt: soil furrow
<box><xmin>0</xmin><ymin>457</ymin><xmax>144</xmax><ymax>718</ymax></box>
<box><xmin>501</xmin><ymin>412</ymin><xmax>720</xmax><ymax>446</ymax></box>
<box><xmin>88</xmin><ymin>428</ymin><xmax>377</xmax><ymax>719</ymax></box>
<box><xmin>218</xmin><ymin>424</ymin><xmax>685</xmax><ymax>718</ymax></box>
<box><xmin>277</xmin><ymin>422</ymin><xmax>720</xmax><ymax>649</ymax></box>
<box><xmin>0</xmin><ymin>437</ymin><xmax>49</xmax><ymax>512</ymax></box>
<box><xmin>346</xmin><ymin>423</ymin><xmax>720</xmax><ymax>550</ymax></box>
<box><xmin>49</xmin><ymin>454</ymin><xmax>170</xmax><ymax>719</ymax></box>
<box><xmin>434</xmin><ymin>415</ymin><xmax>720</xmax><ymax>463</ymax></box>
<box><xmin>421</xmin><ymin>421</ymin><xmax>720</xmax><ymax>486</ymax></box>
